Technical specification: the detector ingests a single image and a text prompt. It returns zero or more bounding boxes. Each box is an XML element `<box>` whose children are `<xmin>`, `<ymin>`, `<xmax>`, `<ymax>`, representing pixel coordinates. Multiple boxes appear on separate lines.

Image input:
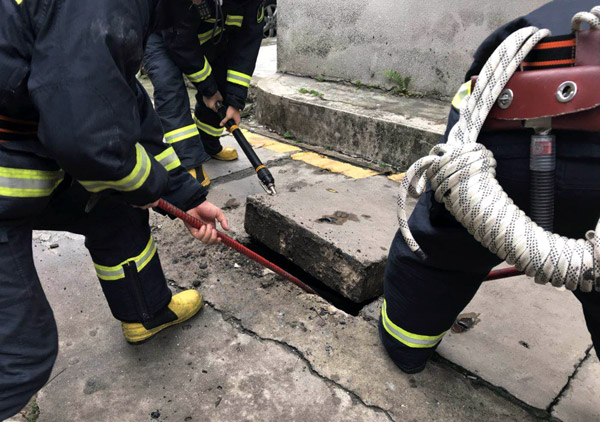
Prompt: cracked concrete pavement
<box><xmin>33</xmin><ymin>231</ymin><xmax>391</xmax><ymax>422</ymax></box>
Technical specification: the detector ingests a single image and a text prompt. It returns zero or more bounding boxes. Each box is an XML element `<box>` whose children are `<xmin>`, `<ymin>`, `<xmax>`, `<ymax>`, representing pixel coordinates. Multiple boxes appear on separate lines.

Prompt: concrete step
<box><xmin>254</xmin><ymin>73</ymin><xmax>449</xmax><ymax>170</ymax></box>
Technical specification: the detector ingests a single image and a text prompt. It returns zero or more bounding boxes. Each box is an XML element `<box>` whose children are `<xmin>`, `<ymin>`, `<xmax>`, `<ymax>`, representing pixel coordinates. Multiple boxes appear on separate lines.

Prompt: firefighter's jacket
<box><xmin>162</xmin><ymin>0</ymin><xmax>265</xmax><ymax>110</ymax></box>
<box><xmin>0</xmin><ymin>0</ymin><xmax>206</xmax><ymax>210</ymax></box>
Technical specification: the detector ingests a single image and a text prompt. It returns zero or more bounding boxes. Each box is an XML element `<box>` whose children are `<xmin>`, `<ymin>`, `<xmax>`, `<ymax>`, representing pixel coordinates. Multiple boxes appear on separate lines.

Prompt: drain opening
<box><xmin>244</xmin><ymin>238</ymin><xmax>377</xmax><ymax>316</ymax></box>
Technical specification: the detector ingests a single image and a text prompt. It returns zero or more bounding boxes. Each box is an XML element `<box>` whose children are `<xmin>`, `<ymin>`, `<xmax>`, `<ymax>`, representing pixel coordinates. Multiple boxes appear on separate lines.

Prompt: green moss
<box><xmin>381</xmin><ymin>70</ymin><xmax>412</xmax><ymax>96</ymax></box>
<box><xmin>26</xmin><ymin>401</ymin><xmax>40</xmax><ymax>422</ymax></box>
<box><xmin>298</xmin><ymin>88</ymin><xmax>324</xmax><ymax>99</ymax></box>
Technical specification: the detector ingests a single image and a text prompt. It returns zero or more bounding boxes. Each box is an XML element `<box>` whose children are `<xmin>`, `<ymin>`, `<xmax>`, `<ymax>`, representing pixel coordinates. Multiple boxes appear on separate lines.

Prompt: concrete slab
<box><xmin>553</xmin><ymin>353</ymin><xmax>600</xmax><ymax>422</ymax></box>
<box><xmin>33</xmin><ymin>232</ymin><xmax>392</xmax><ymax>422</ymax></box>
<box><xmin>438</xmin><ymin>277</ymin><xmax>593</xmax><ymax>410</ymax></box>
<box><xmin>255</xmin><ymin>73</ymin><xmax>448</xmax><ymax>170</ymax></box>
<box><xmin>245</xmin><ymin>175</ymin><xmax>409</xmax><ymax>302</ymax></box>
<box><xmin>207</xmin><ymin>158</ymin><xmax>351</xmax><ymax>241</ymax></box>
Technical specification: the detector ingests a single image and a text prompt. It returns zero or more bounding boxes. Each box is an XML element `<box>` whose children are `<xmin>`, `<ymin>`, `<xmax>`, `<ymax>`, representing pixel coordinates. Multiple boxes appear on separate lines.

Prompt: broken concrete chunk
<box><xmin>244</xmin><ymin>176</ymin><xmax>399</xmax><ymax>302</ymax></box>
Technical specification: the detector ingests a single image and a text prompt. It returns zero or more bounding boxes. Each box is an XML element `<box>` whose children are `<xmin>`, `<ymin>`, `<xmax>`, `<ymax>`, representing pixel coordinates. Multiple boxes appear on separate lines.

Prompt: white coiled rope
<box><xmin>397</xmin><ymin>7</ymin><xmax>600</xmax><ymax>292</ymax></box>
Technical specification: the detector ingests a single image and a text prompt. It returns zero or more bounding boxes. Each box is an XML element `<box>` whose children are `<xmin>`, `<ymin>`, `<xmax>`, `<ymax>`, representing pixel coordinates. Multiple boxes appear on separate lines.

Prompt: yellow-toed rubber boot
<box><xmin>189</xmin><ymin>165</ymin><xmax>210</xmax><ymax>187</ymax></box>
<box><xmin>211</xmin><ymin>147</ymin><xmax>238</xmax><ymax>161</ymax></box>
<box><xmin>121</xmin><ymin>290</ymin><xmax>203</xmax><ymax>345</ymax></box>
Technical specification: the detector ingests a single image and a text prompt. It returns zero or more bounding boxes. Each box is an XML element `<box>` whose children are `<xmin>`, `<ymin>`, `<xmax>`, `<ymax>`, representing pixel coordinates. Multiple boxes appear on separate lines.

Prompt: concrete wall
<box><xmin>278</xmin><ymin>0</ymin><xmax>550</xmax><ymax>98</ymax></box>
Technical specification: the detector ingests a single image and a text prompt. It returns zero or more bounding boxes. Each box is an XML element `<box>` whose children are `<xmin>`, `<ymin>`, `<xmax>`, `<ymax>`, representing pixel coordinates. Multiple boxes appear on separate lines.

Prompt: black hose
<box><xmin>530</xmin><ymin>133</ymin><xmax>556</xmax><ymax>231</ymax></box>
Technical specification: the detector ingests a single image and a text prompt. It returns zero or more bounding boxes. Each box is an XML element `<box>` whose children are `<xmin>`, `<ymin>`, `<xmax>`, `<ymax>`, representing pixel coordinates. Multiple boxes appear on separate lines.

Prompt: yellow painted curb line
<box><xmin>238</xmin><ymin>129</ymin><xmax>380</xmax><ymax>180</ymax></box>
<box><xmin>241</xmin><ymin>129</ymin><xmax>302</xmax><ymax>153</ymax></box>
<box><xmin>290</xmin><ymin>151</ymin><xmax>379</xmax><ymax>179</ymax></box>
<box><xmin>388</xmin><ymin>173</ymin><xmax>406</xmax><ymax>182</ymax></box>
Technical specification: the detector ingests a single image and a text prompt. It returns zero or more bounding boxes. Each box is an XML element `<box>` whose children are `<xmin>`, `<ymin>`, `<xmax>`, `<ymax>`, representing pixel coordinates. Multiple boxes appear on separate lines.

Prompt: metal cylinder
<box><xmin>530</xmin><ymin>133</ymin><xmax>556</xmax><ymax>231</ymax></box>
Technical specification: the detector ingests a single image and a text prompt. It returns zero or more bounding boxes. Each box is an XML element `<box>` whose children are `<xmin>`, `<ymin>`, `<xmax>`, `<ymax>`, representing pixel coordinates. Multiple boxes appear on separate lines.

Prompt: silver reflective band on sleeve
<box><xmin>94</xmin><ymin>237</ymin><xmax>157</xmax><ymax>281</ymax></box>
<box><xmin>154</xmin><ymin>147</ymin><xmax>181</xmax><ymax>172</ymax></box>
<box><xmin>226</xmin><ymin>70</ymin><xmax>252</xmax><ymax>88</ymax></box>
<box><xmin>0</xmin><ymin>167</ymin><xmax>64</xmax><ymax>198</ymax></box>
<box><xmin>79</xmin><ymin>143</ymin><xmax>152</xmax><ymax>193</ymax></box>
<box><xmin>225</xmin><ymin>14</ymin><xmax>244</xmax><ymax>27</ymax></box>
<box><xmin>381</xmin><ymin>300</ymin><xmax>446</xmax><ymax>348</ymax></box>
<box><xmin>164</xmin><ymin>124</ymin><xmax>199</xmax><ymax>144</ymax></box>
<box><xmin>186</xmin><ymin>59</ymin><xmax>212</xmax><ymax>84</ymax></box>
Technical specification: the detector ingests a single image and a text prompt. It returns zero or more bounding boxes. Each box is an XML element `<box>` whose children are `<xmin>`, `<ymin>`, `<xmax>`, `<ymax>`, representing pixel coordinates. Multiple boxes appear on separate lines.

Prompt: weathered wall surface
<box><xmin>278</xmin><ymin>0</ymin><xmax>550</xmax><ymax>98</ymax></box>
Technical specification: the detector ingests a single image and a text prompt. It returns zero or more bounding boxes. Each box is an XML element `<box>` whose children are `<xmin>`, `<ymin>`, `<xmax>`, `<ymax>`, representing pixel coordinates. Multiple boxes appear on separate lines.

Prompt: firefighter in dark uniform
<box><xmin>380</xmin><ymin>0</ymin><xmax>600</xmax><ymax>374</ymax></box>
<box><xmin>143</xmin><ymin>0</ymin><xmax>266</xmax><ymax>186</ymax></box>
<box><xmin>0</xmin><ymin>0</ymin><xmax>230</xmax><ymax>418</ymax></box>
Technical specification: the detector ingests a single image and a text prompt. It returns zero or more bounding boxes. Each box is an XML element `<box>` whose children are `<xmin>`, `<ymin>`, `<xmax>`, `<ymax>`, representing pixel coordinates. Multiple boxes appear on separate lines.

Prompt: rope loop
<box><xmin>571</xmin><ymin>7</ymin><xmax>600</xmax><ymax>31</ymax></box>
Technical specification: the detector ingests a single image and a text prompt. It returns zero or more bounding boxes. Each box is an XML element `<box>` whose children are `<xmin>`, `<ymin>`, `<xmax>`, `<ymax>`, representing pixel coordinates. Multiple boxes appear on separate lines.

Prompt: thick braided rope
<box><xmin>397</xmin><ymin>9</ymin><xmax>600</xmax><ymax>292</ymax></box>
<box><xmin>571</xmin><ymin>6</ymin><xmax>600</xmax><ymax>31</ymax></box>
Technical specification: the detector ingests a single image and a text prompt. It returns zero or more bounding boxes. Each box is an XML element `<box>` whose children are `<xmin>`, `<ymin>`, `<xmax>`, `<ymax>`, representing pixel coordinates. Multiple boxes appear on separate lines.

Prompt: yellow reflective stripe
<box><xmin>381</xmin><ymin>300</ymin><xmax>446</xmax><ymax>349</ymax></box>
<box><xmin>225</xmin><ymin>14</ymin><xmax>244</xmax><ymax>27</ymax></box>
<box><xmin>193</xmin><ymin>116</ymin><xmax>224</xmax><ymax>137</ymax></box>
<box><xmin>257</xmin><ymin>5</ymin><xmax>265</xmax><ymax>23</ymax></box>
<box><xmin>227</xmin><ymin>70</ymin><xmax>252</xmax><ymax>88</ymax></box>
<box><xmin>79</xmin><ymin>143</ymin><xmax>152</xmax><ymax>193</ymax></box>
<box><xmin>198</xmin><ymin>27</ymin><xmax>225</xmax><ymax>45</ymax></box>
<box><xmin>94</xmin><ymin>237</ymin><xmax>157</xmax><ymax>281</ymax></box>
<box><xmin>0</xmin><ymin>167</ymin><xmax>64</xmax><ymax>198</ymax></box>
<box><xmin>164</xmin><ymin>124</ymin><xmax>199</xmax><ymax>144</ymax></box>
<box><xmin>154</xmin><ymin>147</ymin><xmax>181</xmax><ymax>172</ymax></box>
<box><xmin>451</xmin><ymin>81</ymin><xmax>472</xmax><ymax>110</ymax></box>
<box><xmin>186</xmin><ymin>58</ymin><xmax>212</xmax><ymax>84</ymax></box>
<box><xmin>14</xmin><ymin>0</ymin><xmax>24</xmax><ymax>4</ymax></box>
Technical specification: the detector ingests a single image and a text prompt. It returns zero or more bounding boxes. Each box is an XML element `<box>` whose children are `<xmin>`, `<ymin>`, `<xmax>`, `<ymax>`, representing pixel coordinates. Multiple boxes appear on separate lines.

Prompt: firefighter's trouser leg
<box><xmin>144</xmin><ymin>33</ymin><xmax>210</xmax><ymax>170</ymax></box>
<box><xmin>36</xmin><ymin>183</ymin><xmax>173</xmax><ymax>322</ymax></box>
<box><xmin>1</xmin><ymin>178</ymin><xmax>172</xmax><ymax>418</ymax></box>
<box><xmin>380</xmin><ymin>139</ymin><xmax>600</xmax><ymax>372</ymax></box>
<box><xmin>0</xmin><ymin>222</ymin><xmax>58</xmax><ymax>421</ymax></box>
<box><xmin>0</xmin><ymin>148</ymin><xmax>61</xmax><ymax>419</ymax></box>
<box><xmin>193</xmin><ymin>41</ymin><xmax>228</xmax><ymax>156</ymax></box>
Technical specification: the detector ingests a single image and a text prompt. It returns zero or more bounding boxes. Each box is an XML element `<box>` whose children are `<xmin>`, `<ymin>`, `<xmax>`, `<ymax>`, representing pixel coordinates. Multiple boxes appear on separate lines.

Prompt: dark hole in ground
<box><xmin>244</xmin><ymin>238</ymin><xmax>377</xmax><ymax>316</ymax></box>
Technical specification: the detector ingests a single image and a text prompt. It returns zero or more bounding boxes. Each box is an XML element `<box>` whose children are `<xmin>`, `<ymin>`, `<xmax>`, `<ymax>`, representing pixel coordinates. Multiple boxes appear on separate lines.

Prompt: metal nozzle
<box><xmin>259</xmin><ymin>181</ymin><xmax>277</xmax><ymax>195</ymax></box>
